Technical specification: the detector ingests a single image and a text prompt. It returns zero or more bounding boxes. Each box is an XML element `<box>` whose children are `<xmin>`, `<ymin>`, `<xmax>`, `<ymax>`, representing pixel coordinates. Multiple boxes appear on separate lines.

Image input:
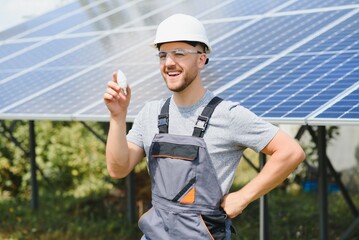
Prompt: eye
<box><xmin>158</xmin><ymin>52</ymin><xmax>167</xmax><ymax>59</ymax></box>
<box><xmin>173</xmin><ymin>49</ymin><xmax>186</xmax><ymax>57</ymax></box>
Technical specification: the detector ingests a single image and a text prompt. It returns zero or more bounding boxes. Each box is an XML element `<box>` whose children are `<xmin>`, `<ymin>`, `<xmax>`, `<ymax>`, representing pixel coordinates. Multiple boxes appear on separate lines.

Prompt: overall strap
<box><xmin>158</xmin><ymin>97</ymin><xmax>171</xmax><ymax>133</ymax></box>
<box><xmin>192</xmin><ymin>96</ymin><xmax>223</xmax><ymax>138</ymax></box>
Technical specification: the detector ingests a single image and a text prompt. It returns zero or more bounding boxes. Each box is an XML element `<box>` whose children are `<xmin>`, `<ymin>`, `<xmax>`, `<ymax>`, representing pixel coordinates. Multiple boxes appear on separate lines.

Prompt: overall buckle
<box><xmin>195</xmin><ymin>115</ymin><xmax>209</xmax><ymax>131</ymax></box>
<box><xmin>158</xmin><ymin>114</ymin><xmax>169</xmax><ymax>127</ymax></box>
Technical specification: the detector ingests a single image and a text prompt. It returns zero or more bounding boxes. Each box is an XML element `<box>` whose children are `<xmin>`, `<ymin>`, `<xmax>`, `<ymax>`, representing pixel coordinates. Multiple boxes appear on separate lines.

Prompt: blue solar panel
<box><xmin>0</xmin><ymin>42</ymin><xmax>38</xmax><ymax>59</ymax></box>
<box><xmin>281</xmin><ymin>0</ymin><xmax>359</xmax><ymax>11</ymax></box>
<box><xmin>310</xmin><ymin>87</ymin><xmax>359</xmax><ymax>122</ymax></box>
<box><xmin>218</xmin><ymin>51</ymin><xmax>358</xmax><ymax>121</ymax></box>
<box><xmin>293</xmin><ymin>12</ymin><xmax>359</xmax><ymax>53</ymax></box>
<box><xmin>0</xmin><ymin>1</ymin><xmax>81</xmax><ymax>40</ymax></box>
<box><xmin>0</xmin><ymin>68</ymin><xmax>82</xmax><ymax>109</ymax></box>
<box><xmin>0</xmin><ymin>0</ymin><xmax>358</xmax><ymax>125</ymax></box>
<box><xmin>21</xmin><ymin>0</ymin><xmax>119</xmax><ymax>38</ymax></box>
<box><xmin>0</xmin><ymin>36</ymin><xmax>93</xmax><ymax>70</ymax></box>
<box><xmin>211</xmin><ymin>10</ymin><xmax>350</xmax><ymax>59</ymax></box>
<box><xmin>45</xmin><ymin>31</ymin><xmax>154</xmax><ymax>68</ymax></box>
<box><xmin>201</xmin><ymin>0</ymin><xmax>288</xmax><ymax>19</ymax></box>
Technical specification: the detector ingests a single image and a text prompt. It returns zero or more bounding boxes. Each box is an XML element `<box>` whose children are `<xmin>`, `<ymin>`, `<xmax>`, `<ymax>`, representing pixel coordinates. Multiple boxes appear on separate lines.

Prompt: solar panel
<box><xmin>0</xmin><ymin>0</ymin><xmax>358</xmax><ymax>126</ymax></box>
<box><xmin>0</xmin><ymin>1</ymin><xmax>81</xmax><ymax>40</ymax></box>
<box><xmin>308</xmin><ymin>85</ymin><xmax>359</xmax><ymax>125</ymax></box>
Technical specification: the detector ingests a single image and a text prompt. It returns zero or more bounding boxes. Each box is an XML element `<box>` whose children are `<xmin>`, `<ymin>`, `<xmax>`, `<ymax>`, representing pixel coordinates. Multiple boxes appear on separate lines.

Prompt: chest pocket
<box><xmin>150</xmin><ymin>141</ymin><xmax>199</xmax><ymax>203</ymax></box>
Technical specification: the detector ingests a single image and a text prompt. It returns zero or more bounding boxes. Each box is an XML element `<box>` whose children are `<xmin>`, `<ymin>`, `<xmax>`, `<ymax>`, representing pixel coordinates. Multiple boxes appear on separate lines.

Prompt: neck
<box><xmin>172</xmin><ymin>78</ymin><xmax>206</xmax><ymax>106</ymax></box>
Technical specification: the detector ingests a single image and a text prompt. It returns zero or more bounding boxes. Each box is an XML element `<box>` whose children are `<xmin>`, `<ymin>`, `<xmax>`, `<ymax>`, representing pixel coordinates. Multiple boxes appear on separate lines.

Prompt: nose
<box><xmin>164</xmin><ymin>54</ymin><xmax>176</xmax><ymax>65</ymax></box>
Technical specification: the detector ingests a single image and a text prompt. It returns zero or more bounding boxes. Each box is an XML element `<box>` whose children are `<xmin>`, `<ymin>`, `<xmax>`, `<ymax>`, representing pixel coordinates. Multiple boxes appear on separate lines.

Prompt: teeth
<box><xmin>168</xmin><ymin>72</ymin><xmax>180</xmax><ymax>76</ymax></box>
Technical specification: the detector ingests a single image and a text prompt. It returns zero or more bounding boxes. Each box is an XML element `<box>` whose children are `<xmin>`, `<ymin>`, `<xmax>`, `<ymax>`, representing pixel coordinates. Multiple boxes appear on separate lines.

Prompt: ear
<box><xmin>198</xmin><ymin>54</ymin><xmax>207</xmax><ymax>68</ymax></box>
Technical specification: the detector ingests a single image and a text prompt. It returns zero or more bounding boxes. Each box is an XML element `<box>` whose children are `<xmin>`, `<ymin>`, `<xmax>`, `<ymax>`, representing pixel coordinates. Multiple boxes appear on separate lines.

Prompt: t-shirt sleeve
<box><xmin>126</xmin><ymin>104</ymin><xmax>146</xmax><ymax>149</ymax></box>
<box><xmin>228</xmin><ymin>104</ymin><xmax>279</xmax><ymax>152</ymax></box>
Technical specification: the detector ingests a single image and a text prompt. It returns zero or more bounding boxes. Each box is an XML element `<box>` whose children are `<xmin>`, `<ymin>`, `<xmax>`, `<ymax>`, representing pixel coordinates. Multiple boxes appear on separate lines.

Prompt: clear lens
<box><xmin>156</xmin><ymin>49</ymin><xmax>202</xmax><ymax>62</ymax></box>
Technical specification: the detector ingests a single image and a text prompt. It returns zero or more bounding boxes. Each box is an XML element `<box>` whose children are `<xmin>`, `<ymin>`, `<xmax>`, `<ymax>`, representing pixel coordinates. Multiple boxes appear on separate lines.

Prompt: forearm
<box><xmin>221</xmin><ymin>132</ymin><xmax>305</xmax><ymax>218</ymax></box>
<box><xmin>238</xmin><ymin>149</ymin><xmax>304</xmax><ymax>206</ymax></box>
<box><xmin>106</xmin><ymin>114</ymin><xmax>131</xmax><ymax>178</ymax></box>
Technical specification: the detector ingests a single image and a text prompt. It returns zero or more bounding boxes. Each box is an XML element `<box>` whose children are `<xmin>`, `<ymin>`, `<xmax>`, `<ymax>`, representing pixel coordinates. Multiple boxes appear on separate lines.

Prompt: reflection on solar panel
<box><xmin>0</xmin><ymin>0</ymin><xmax>358</xmax><ymax>125</ymax></box>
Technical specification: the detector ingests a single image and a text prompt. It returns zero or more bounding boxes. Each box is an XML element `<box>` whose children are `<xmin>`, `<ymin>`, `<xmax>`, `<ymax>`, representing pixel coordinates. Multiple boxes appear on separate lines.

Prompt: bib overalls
<box><xmin>139</xmin><ymin>97</ymin><xmax>234</xmax><ymax>240</ymax></box>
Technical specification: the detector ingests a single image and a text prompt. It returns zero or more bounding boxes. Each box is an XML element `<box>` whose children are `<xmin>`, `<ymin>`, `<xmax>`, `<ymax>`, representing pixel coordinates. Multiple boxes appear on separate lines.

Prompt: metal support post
<box><xmin>259</xmin><ymin>152</ymin><xmax>269</xmax><ymax>240</ymax></box>
<box><xmin>126</xmin><ymin>171</ymin><xmax>137</xmax><ymax>223</ymax></box>
<box><xmin>29</xmin><ymin>120</ymin><xmax>38</xmax><ymax>210</ymax></box>
<box><xmin>317</xmin><ymin>126</ymin><xmax>328</xmax><ymax>240</ymax></box>
<box><xmin>125</xmin><ymin>122</ymin><xmax>137</xmax><ymax>223</ymax></box>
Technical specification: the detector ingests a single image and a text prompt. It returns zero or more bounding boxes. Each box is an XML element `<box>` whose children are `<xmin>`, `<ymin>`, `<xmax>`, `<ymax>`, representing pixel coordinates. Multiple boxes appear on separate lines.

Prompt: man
<box><xmin>104</xmin><ymin>14</ymin><xmax>305</xmax><ymax>240</ymax></box>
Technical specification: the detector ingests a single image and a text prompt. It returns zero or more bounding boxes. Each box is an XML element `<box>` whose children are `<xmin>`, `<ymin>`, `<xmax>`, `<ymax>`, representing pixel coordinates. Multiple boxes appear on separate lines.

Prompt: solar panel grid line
<box><xmin>210</xmin><ymin>0</ymin><xmax>298</xmax><ymax>47</ymax></box>
<box><xmin>53</xmin><ymin>0</ymin><xmax>144</xmax><ymax>36</ymax></box>
<box><xmin>0</xmin><ymin>36</ymin><xmax>95</xmax><ymax>86</ymax></box>
<box><xmin>201</xmin><ymin>4</ymin><xmax>359</xmax><ymax>25</ymax></box>
<box><xmin>72</xmin><ymin>70</ymin><xmax>161</xmax><ymax>116</ymax></box>
<box><xmin>193</xmin><ymin>0</ymin><xmax>235</xmax><ymax>19</ymax></box>
<box><xmin>1</xmin><ymin>38</ymin><xmax>42</xmax><ymax>45</ymax></box>
<box><xmin>1</xmin><ymin>0</ymin><xmax>358</xmax><ymax>125</ymax></box>
<box><xmin>321</xmin><ymin>103</ymin><xmax>359</xmax><ymax>120</ymax></box>
<box><xmin>2</xmin><ymin>3</ymin><xmax>355</xmax><ymax>45</ymax></box>
<box><xmin>1</xmin><ymin>25</ymin><xmax>157</xmax><ymax>44</ymax></box>
<box><xmin>75</xmin><ymin>15</ymin><xmax>298</xmax><ymax>118</ymax></box>
<box><xmin>212</xmin><ymin>55</ymin><xmax>276</xmax><ymax>60</ymax></box>
<box><xmin>271</xmin><ymin>4</ymin><xmax>359</xmax><ymax>17</ymax></box>
<box><xmin>307</xmin><ymin>81</ymin><xmax>359</xmax><ymax>121</ymax></box>
<box><xmin>285</xmin><ymin>49</ymin><xmax>359</xmax><ymax>58</ymax></box>
<box><xmin>0</xmin><ymin>0</ymin><xmax>144</xmax><ymax>64</ymax></box>
<box><xmin>54</xmin><ymin>0</ymin><xmax>274</xmax><ymax>118</ymax></box>
<box><xmin>283</xmin><ymin>35</ymin><xmax>359</xmax><ymax>117</ymax></box>
<box><xmin>282</xmin><ymin>0</ymin><xmax>358</xmax><ymax>11</ymax></box>
<box><xmin>0</xmin><ymin>35</ymin><xmax>61</xmax><ymax>64</ymax></box>
<box><xmin>0</xmin><ymin>0</ymin><xmax>107</xmax><ymax>44</ymax></box>
<box><xmin>29</xmin><ymin>1</ymin><xmax>148</xmax><ymax>39</ymax></box>
<box><xmin>36</xmin><ymin>0</ymin><xmax>268</xmax><ymax>117</ymax></box>
<box><xmin>281</xmin><ymin>54</ymin><xmax>359</xmax><ymax>118</ymax></box>
<box><xmin>236</xmin><ymin>13</ymin><xmax>330</xmax><ymax>58</ymax></box>
<box><xmin>0</xmin><ymin>37</ymin><xmax>155</xmax><ymax>114</ymax></box>
<box><xmin>262</xmin><ymin>60</ymin><xmax>357</xmax><ymax>118</ymax></box>
<box><xmin>204</xmin><ymin>58</ymin><xmax>269</xmax><ymax>91</ymax></box>
<box><xmin>239</xmin><ymin>19</ymin><xmax>358</xmax><ymax>111</ymax></box>
<box><xmin>213</xmin><ymin>7</ymin><xmax>359</xmax><ymax>96</ymax></box>
<box><xmin>214</xmin><ymin>12</ymin><xmax>340</xmax><ymax>98</ymax></box>
<box><xmin>0</xmin><ymin>0</ymin><xmax>186</xmax><ymax>86</ymax></box>
<box><xmin>0</xmin><ymin>1</ymin><xmax>79</xmax><ymax>41</ymax></box>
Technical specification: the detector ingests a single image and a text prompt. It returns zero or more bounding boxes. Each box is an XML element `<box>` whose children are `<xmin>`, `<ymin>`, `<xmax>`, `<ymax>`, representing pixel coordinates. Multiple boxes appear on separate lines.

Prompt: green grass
<box><xmin>0</xmin><ymin>191</ymin><xmax>142</xmax><ymax>240</ymax></box>
<box><xmin>1</xmin><ymin>189</ymin><xmax>358</xmax><ymax>239</ymax></box>
<box><xmin>1</xmin><ymin>149</ymin><xmax>358</xmax><ymax>240</ymax></box>
<box><xmin>231</xmin><ymin>189</ymin><xmax>359</xmax><ymax>240</ymax></box>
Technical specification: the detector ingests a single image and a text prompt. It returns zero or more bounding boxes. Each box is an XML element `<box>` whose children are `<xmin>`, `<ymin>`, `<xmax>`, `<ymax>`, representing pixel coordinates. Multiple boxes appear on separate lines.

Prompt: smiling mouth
<box><xmin>167</xmin><ymin>71</ymin><xmax>181</xmax><ymax>77</ymax></box>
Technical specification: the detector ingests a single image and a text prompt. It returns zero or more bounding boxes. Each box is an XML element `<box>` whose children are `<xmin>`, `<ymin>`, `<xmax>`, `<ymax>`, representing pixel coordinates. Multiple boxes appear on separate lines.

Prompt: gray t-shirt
<box><xmin>127</xmin><ymin>90</ymin><xmax>278</xmax><ymax>194</ymax></box>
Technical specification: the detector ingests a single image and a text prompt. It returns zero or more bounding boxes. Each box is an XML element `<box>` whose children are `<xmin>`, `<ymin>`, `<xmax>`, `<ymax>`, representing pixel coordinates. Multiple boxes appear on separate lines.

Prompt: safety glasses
<box><xmin>156</xmin><ymin>48</ymin><xmax>202</xmax><ymax>63</ymax></box>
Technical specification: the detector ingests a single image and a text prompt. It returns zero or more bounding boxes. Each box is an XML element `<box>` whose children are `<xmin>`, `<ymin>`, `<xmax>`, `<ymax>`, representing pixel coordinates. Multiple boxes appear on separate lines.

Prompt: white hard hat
<box><xmin>151</xmin><ymin>14</ymin><xmax>212</xmax><ymax>53</ymax></box>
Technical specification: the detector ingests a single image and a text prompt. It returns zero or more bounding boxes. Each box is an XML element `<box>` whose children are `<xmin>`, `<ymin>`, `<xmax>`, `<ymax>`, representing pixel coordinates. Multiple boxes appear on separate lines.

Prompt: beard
<box><xmin>162</xmin><ymin>68</ymin><xmax>199</xmax><ymax>93</ymax></box>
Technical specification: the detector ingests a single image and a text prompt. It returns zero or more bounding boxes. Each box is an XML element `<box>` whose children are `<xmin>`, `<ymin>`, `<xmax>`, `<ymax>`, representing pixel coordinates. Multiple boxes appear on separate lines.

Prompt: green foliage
<box><xmin>0</xmin><ymin>120</ymin><xmax>141</xmax><ymax>239</ymax></box>
<box><xmin>0</xmin><ymin>190</ymin><xmax>141</xmax><ymax>240</ymax></box>
<box><xmin>1</xmin><ymin>121</ymin><xmax>358</xmax><ymax>239</ymax></box>
<box><xmin>232</xmin><ymin>189</ymin><xmax>359</xmax><ymax>239</ymax></box>
<box><xmin>0</xmin><ymin>120</ymin><xmax>111</xmax><ymax>198</ymax></box>
<box><xmin>0</xmin><ymin>121</ymin><xmax>29</xmax><ymax>196</ymax></box>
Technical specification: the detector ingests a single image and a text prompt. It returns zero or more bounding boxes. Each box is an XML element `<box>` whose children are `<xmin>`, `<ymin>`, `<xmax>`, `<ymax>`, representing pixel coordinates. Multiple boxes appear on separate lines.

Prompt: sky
<box><xmin>0</xmin><ymin>0</ymin><xmax>73</xmax><ymax>32</ymax></box>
